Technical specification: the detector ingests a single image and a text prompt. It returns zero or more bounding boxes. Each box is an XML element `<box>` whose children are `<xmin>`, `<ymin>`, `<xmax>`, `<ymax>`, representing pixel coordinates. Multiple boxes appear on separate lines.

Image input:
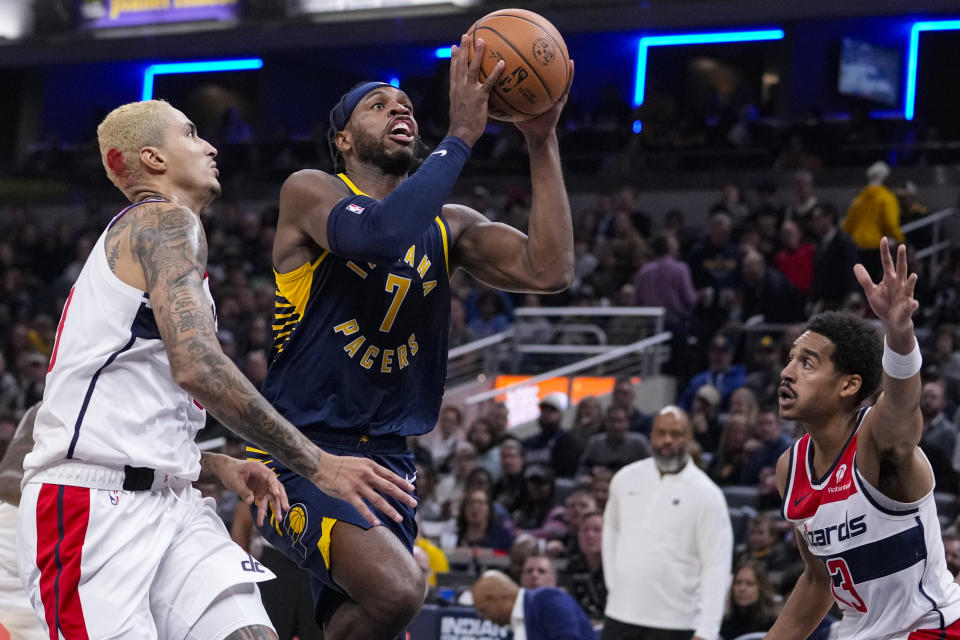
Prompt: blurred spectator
<box><xmin>896</xmin><ymin>180</ymin><xmax>931</xmax><ymax>248</ymax></box>
<box><xmin>456</xmin><ymin>488</ymin><xmax>514</xmax><ymax>552</ymax></box>
<box><xmin>414</xmin><ymin>462</ymin><xmax>446</xmax><ymax>527</ymax></box>
<box><xmin>495</xmin><ymin>438</ymin><xmax>526</xmax><ymax>513</ymax></box>
<box><xmin>744</xmin><ymin>335</ymin><xmax>785</xmax><ymax>407</ymax></box>
<box><xmin>554</xmin><ymin>490</ymin><xmax>598</xmax><ymax>553</ymax></box>
<box><xmin>678</xmin><ymin>333</ymin><xmax>747</xmax><ymax>413</ymax></box>
<box><xmin>728</xmin><ymin>387</ymin><xmax>759</xmax><ymax>426</ymax></box>
<box><xmin>570</xmin><ymin>239</ymin><xmax>600</xmax><ymax>298</ymax></box>
<box><xmin>578</xmin><ymin>406</ymin><xmax>651</xmax><ymax>477</ymax></box>
<box><xmin>471</xmin><ymin>571</ymin><xmax>597</xmax><ymax>640</ymax></box>
<box><xmin>423</xmin><ymin>405</ymin><xmax>465</xmax><ymax>471</ymax></box>
<box><xmin>708</xmin><ymin>413</ymin><xmax>753</xmax><ymax>486</ymax></box>
<box><xmin>243</xmin><ymin>349</ymin><xmax>268</xmax><ymax>388</ymax></box>
<box><xmin>414</xmin><ymin>538</ymin><xmax>451</xmax><ymax>604</ymax></box>
<box><xmin>469</xmin><ymin>289</ymin><xmax>511</xmax><ymax>338</ymax></box>
<box><xmin>688</xmin><ymin>212</ymin><xmax>740</xmax><ymax>340</ymax></box>
<box><xmin>733</xmin><ymin>514</ymin><xmax>799</xmax><ymax>578</ymax></box>
<box><xmin>808</xmin><ymin>202</ymin><xmax>861</xmax><ymax>313</ymax></box>
<box><xmin>561</xmin><ymin>511</ymin><xmax>607</xmax><ymax>621</ymax></box>
<box><xmin>465</xmin><ymin>467</ymin><xmax>514</xmax><ymax>528</ymax></box>
<box><xmin>449</xmin><ymin>297</ymin><xmax>478</xmax><ymax>349</ymax></box>
<box><xmin>523</xmin><ymin>393</ymin><xmax>580</xmax><ymax>478</ymax></box>
<box><xmin>521</xmin><ymin>555</ymin><xmax>558</xmax><ymax>589</ymax></box>
<box><xmin>842</xmin><ymin>161</ymin><xmax>903</xmax><ymax>281</ymax></box>
<box><xmin>918</xmin><ymin>377</ymin><xmax>958</xmax><ymax>494</ymax></box>
<box><xmin>589</xmin><ymin>466</ymin><xmax>612</xmax><ymax>512</ymax></box>
<box><xmin>467</xmin><ymin>417</ymin><xmax>501</xmax><ymax>478</ymax></box>
<box><xmin>507</xmin><ymin>534</ymin><xmax>543</xmax><ymax>583</ymax></box>
<box><xmin>690</xmin><ymin>384</ymin><xmax>723</xmax><ymax>453</ymax></box>
<box><xmin>772</xmin><ymin>220</ymin><xmax>815</xmax><ymax>294</ymax></box>
<box><xmin>0</xmin><ymin>353</ymin><xmax>19</xmax><ymax>415</ymax></box>
<box><xmin>570</xmin><ymin>396</ymin><xmax>604</xmax><ymax>452</ymax></box>
<box><xmin>783</xmin><ymin>169</ymin><xmax>819</xmax><ymax>242</ymax></box>
<box><xmin>514</xmin><ymin>464</ymin><xmax>559</xmax><ymax>532</ymax></box>
<box><xmin>485</xmin><ymin>401</ymin><xmax>510</xmax><ymax>444</ymax></box>
<box><xmin>16</xmin><ymin>352</ymin><xmax>47</xmax><ymax>411</ymax></box>
<box><xmin>931</xmin><ymin>325</ymin><xmax>960</xmax><ymax>400</ymax></box>
<box><xmin>435</xmin><ymin>441</ymin><xmax>479</xmax><ymax>517</ymax></box>
<box><xmin>741</xmin><ymin>408</ymin><xmax>793</xmax><ymax>485</ymax></box>
<box><xmin>710</xmin><ymin>183</ymin><xmax>750</xmax><ymax>221</ymax></box>
<box><xmin>943</xmin><ymin>531</ymin><xmax>960</xmax><ymax>578</ymax></box>
<box><xmin>634</xmin><ymin>232</ymin><xmax>697</xmax><ymax>322</ymax></box>
<box><xmin>740</xmin><ymin>249</ymin><xmax>805</xmax><ymax>323</ymax></box>
<box><xmin>602</xmin><ymin>407</ymin><xmax>732</xmax><ymax>640</ymax></box>
<box><xmin>719</xmin><ymin>560</ymin><xmax>779</xmax><ymax>640</ymax></box>
<box><xmin>611</xmin><ymin>377</ymin><xmax>653</xmax><ymax>435</ymax></box>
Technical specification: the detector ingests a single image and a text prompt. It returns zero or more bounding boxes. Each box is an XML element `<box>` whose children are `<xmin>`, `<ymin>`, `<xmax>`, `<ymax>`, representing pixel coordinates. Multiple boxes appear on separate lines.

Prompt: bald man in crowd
<box><xmin>472</xmin><ymin>570</ymin><xmax>596</xmax><ymax>640</ymax></box>
<box><xmin>602</xmin><ymin>406</ymin><xmax>732</xmax><ymax>640</ymax></box>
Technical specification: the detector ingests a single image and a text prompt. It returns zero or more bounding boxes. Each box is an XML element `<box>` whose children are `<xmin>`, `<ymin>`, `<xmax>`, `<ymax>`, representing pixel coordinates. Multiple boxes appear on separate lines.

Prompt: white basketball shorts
<box><xmin>16</xmin><ymin>463</ymin><xmax>276</xmax><ymax>640</ymax></box>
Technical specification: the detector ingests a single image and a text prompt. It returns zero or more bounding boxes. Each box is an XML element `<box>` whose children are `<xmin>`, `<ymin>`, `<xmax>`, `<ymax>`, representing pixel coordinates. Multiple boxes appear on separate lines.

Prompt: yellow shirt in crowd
<box><xmin>843</xmin><ymin>184</ymin><xmax>904</xmax><ymax>248</ymax></box>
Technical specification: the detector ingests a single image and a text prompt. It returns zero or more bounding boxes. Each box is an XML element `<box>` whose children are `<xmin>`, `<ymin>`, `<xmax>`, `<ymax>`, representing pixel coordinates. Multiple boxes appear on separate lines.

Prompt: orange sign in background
<box><xmin>492</xmin><ymin>375</ymin><xmax>632</xmax><ymax>427</ymax></box>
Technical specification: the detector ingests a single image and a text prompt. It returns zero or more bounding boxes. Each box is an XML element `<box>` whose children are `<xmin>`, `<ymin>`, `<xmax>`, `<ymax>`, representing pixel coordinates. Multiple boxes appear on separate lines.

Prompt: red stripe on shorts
<box><xmin>909</xmin><ymin>616</ymin><xmax>960</xmax><ymax>639</ymax></box>
<box><xmin>57</xmin><ymin>486</ymin><xmax>91</xmax><ymax>640</ymax></box>
<box><xmin>34</xmin><ymin>485</ymin><xmax>91</xmax><ymax>640</ymax></box>
<box><xmin>35</xmin><ymin>484</ymin><xmax>61</xmax><ymax>640</ymax></box>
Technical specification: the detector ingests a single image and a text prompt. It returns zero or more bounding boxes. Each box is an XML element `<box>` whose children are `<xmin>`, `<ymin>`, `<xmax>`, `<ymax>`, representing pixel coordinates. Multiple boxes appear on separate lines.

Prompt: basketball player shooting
<box><xmin>15</xmin><ymin>100</ymin><xmax>416</xmax><ymax>640</ymax></box>
<box><xmin>768</xmin><ymin>237</ymin><xmax>960</xmax><ymax>639</ymax></box>
<box><xmin>251</xmin><ymin>35</ymin><xmax>574</xmax><ymax>639</ymax></box>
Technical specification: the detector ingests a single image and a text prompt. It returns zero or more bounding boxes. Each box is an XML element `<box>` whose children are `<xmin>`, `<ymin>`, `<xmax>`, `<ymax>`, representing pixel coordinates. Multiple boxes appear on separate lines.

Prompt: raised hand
<box><xmin>313</xmin><ymin>452</ymin><xmax>417</xmax><ymax>527</ymax></box>
<box><xmin>853</xmin><ymin>237</ymin><xmax>919</xmax><ymax>332</ymax></box>
<box><xmin>447</xmin><ymin>34</ymin><xmax>505</xmax><ymax>146</ymax></box>
<box><xmin>217</xmin><ymin>458</ymin><xmax>290</xmax><ymax>527</ymax></box>
<box><xmin>515</xmin><ymin>59</ymin><xmax>575</xmax><ymax>143</ymax></box>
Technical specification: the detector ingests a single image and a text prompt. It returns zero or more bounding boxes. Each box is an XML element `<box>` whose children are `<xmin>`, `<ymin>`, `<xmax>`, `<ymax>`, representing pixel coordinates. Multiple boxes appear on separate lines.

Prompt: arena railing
<box><xmin>461</xmin><ymin>331</ymin><xmax>673</xmax><ymax>408</ymax></box>
<box><xmin>901</xmin><ymin>206</ymin><xmax>957</xmax><ymax>274</ymax></box>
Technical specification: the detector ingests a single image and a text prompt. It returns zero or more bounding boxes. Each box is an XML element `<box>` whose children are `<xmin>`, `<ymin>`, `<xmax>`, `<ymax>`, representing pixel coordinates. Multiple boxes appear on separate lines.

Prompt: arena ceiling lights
<box><xmin>904</xmin><ymin>19</ymin><xmax>960</xmax><ymax>121</ymax></box>
<box><xmin>141</xmin><ymin>58</ymin><xmax>264</xmax><ymax>101</ymax></box>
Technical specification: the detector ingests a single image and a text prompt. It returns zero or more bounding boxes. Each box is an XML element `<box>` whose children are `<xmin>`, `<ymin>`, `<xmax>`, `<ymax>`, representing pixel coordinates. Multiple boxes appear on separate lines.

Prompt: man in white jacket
<box><xmin>602</xmin><ymin>406</ymin><xmax>732</xmax><ymax>640</ymax></box>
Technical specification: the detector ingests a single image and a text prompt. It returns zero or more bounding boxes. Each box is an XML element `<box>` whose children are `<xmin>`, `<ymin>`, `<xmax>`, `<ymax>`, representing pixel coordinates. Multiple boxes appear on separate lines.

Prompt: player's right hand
<box><xmin>447</xmin><ymin>34</ymin><xmax>505</xmax><ymax>146</ymax></box>
<box><xmin>312</xmin><ymin>451</ymin><xmax>417</xmax><ymax>526</ymax></box>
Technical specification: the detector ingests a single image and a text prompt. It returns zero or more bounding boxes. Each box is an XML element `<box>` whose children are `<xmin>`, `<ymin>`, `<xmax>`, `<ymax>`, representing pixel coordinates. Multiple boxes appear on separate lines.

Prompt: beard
<box><xmin>653</xmin><ymin>445</ymin><xmax>689</xmax><ymax>474</ymax></box>
<box><xmin>353</xmin><ymin>128</ymin><xmax>418</xmax><ymax>177</ymax></box>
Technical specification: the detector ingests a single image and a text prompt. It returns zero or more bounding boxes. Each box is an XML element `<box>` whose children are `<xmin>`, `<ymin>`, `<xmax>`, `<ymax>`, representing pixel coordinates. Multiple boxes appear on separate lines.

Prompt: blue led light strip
<box><xmin>905</xmin><ymin>20</ymin><xmax>960</xmax><ymax>121</ymax></box>
<box><xmin>141</xmin><ymin>58</ymin><xmax>264</xmax><ymax>101</ymax></box>
<box><xmin>633</xmin><ymin>29</ymin><xmax>785</xmax><ymax>108</ymax></box>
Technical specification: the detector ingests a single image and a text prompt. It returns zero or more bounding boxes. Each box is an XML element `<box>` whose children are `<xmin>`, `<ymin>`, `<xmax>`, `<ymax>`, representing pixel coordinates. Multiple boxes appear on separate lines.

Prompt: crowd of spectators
<box><xmin>1</xmin><ymin>151</ymin><xmax>959</xmax><ymax>638</ymax></box>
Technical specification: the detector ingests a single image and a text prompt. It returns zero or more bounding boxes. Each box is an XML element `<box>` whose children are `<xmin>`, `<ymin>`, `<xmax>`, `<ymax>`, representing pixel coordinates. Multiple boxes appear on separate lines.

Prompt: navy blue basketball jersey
<box><xmin>261</xmin><ymin>173</ymin><xmax>451</xmax><ymax>438</ymax></box>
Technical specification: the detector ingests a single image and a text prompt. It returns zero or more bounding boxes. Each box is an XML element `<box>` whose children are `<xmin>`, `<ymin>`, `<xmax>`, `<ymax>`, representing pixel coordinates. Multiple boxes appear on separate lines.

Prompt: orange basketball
<box><xmin>466</xmin><ymin>9</ymin><xmax>570</xmax><ymax>122</ymax></box>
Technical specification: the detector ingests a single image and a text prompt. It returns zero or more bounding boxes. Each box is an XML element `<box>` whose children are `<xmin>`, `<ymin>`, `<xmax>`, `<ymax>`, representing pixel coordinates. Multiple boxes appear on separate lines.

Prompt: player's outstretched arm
<box><xmin>280</xmin><ymin>36</ymin><xmax>505</xmax><ymax>266</ymax></box>
<box><xmin>855</xmin><ymin>238</ymin><xmax>925</xmax><ymax>474</ymax></box>
<box><xmin>199</xmin><ymin>452</ymin><xmax>289</xmax><ymax>527</ymax></box>
<box><xmin>0</xmin><ymin>402</ymin><xmax>39</xmax><ymax>506</ymax></box>
<box><xmin>446</xmin><ymin>61</ymin><xmax>575</xmax><ymax>294</ymax></box>
<box><xmin>766</xmin><ymin>451</ymin><xmax>835</xmax><ymax>640</ymax></box>
<box><xmin>129</xmin><ymin>203</ymin><xmax>415</xmax><ymax>525</ymax></box>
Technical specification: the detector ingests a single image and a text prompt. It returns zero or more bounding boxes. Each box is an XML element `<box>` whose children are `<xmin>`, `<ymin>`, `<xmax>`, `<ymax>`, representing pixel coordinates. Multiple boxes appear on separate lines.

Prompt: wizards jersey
<box><xmin>260</xmin><ymin>173</ymin><xmax>451</xmax><ymax>438</ymax></box>
<box><xmin>783</xmin><ymin>407</ymin><xmax>960</xmax><ymax>639</ymax></box>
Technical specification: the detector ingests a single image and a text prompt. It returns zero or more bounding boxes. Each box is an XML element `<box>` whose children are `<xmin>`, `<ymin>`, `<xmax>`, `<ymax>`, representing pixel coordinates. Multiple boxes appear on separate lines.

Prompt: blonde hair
<box><xmin>96</xmin><ymin>100</ymin><xmax>172</xmax><ymax>192</ymax></box>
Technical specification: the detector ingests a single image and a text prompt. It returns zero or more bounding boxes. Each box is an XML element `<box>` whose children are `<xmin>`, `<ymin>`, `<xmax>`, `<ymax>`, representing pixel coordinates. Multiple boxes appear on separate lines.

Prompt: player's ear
<box><xmin>839</xmin><ymin>373</ymin><xmax>863</xmax><ymax>401</ymax></box>
<box><xmin>335</xmin><ymin>130</ymin><xmax>352</xmax><ymax>154</ymax></box>
<box><xmin>139</xmin><ymin>145</ymin><xmax>166</xmax><ymax>173</ymax></box>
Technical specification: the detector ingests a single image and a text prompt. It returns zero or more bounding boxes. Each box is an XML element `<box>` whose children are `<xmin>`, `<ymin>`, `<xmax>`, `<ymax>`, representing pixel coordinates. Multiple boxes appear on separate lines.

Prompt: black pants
<box><xmin>601</xmin><ymin>617</ymin><xmax>694</xmax><ymax>640</ymax></box>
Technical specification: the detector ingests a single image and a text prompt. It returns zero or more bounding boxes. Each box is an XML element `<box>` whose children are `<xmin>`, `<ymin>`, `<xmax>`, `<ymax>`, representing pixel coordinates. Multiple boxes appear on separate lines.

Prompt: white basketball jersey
<box><xmin>783</xmin><ymin>407</ymin><xmax>960</xmax><ymax>639</ymax></box>
<box><xmin>23</xmin><ymin>200</ymin><xmax>212</xmax><ymax>484</ymax></box>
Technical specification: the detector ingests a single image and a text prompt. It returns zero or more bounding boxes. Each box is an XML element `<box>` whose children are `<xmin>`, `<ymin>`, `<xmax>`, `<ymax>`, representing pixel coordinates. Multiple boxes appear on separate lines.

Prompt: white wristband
<box><xmin>882</xmin><ymin>336</ymin><xmax>922</xmax><ymax>379</ymax></box>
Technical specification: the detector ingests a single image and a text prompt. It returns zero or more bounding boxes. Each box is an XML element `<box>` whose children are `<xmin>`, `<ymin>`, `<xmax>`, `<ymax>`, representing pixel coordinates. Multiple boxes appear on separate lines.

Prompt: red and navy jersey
<box><xmin>783</xmin><ymin>407</ymin><xmax>960</xmax><ymax>639</ymax></box>
<box><xmin>260</xmin><ymin>173</ymin><xmax>451</xmax><ymax>439</ymax></box>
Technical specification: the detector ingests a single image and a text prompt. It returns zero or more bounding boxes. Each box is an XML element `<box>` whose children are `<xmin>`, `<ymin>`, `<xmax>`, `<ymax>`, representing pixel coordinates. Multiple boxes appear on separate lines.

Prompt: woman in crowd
<box><xmin>720</xmin><ymin>559</ymin><xmax>779</xmax><ymax>639</ymax></box>
<box><xmin>456</xmin><ymin>488</ymin><xmax>514</xmax><ymax>552</ymax></box>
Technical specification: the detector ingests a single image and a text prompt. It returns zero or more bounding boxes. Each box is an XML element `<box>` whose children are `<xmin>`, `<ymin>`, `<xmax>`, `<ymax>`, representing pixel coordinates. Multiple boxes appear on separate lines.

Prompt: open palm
<box><xmin>853</xmin><ymin>237</ymin><xmax>919</xmax><ymax>332</ymax></box>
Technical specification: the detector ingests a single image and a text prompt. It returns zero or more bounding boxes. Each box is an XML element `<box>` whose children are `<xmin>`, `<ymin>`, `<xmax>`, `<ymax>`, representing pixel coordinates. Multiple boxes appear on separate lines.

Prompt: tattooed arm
<box><xmin>128</xmin><ymin>203</ymin><xmax>415</xmax><ymax>525</ymax></box>
<box><xmin>0</xmin><ymin>403</ymin><xmax>39</xmax><ymax>506</ymax></box>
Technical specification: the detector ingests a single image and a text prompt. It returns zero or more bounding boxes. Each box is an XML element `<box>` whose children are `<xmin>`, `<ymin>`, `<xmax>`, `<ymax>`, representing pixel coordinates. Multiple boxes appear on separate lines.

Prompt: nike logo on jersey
<box><xmin>431</xmin><ymin>149</ymin><xmax>447</xmax><ymax>157</ymax></box>
<box><xmin>793</xmin><ymin>493</ymin><xmax>811</xmax><ymax>507</ymax></box>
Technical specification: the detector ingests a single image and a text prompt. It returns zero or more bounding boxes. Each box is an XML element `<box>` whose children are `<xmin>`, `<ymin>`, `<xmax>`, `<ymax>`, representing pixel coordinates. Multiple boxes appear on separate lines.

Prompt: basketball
<box><xmin>466</xmin><ymin>9</ymin><xmax>570</xmax><ymax>122</ymax></box>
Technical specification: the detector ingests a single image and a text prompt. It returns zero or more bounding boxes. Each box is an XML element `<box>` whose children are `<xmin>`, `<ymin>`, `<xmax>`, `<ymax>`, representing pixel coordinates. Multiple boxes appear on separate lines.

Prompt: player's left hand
<box><xmin>217</xmin><ymin>458</ymin><xmax>290</xmax><ymax>527</ymax></box>
<box><xmin>854</xmin><ymin>237</ymin><xmax>919</xmax><ymax>332</ymax></box>
<box><xmin>515</xmin><ymin>59</ymin><xmax>574</xmax><ymax>142</ymax></box>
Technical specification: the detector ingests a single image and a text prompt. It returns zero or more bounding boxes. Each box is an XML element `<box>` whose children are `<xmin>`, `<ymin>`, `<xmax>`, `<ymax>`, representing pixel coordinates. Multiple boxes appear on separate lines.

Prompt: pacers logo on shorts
<box><xmin>283</xmin><ymin>503</ymin><xmax>310</xmax><ymax>559</ymax></box>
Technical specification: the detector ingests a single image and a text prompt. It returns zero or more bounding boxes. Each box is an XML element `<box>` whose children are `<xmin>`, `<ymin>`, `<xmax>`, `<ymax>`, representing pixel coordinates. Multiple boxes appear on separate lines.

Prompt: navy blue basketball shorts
<box><xmin>245</xmin><ymin>433</ymin><xmax>418</xmax><ymax>621</ymax></box>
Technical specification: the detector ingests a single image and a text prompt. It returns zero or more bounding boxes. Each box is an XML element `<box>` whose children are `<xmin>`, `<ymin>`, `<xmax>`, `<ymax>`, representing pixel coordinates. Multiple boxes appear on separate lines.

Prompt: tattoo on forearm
<box><xmin>126</xmin><ymin>204</ymin><xmax>320</xmax><ymax>480</ymax></box>
<box><xmin>224</xmin><ymin>625</ymin><xmax>277</xmax><ymax>640</ymax></box>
